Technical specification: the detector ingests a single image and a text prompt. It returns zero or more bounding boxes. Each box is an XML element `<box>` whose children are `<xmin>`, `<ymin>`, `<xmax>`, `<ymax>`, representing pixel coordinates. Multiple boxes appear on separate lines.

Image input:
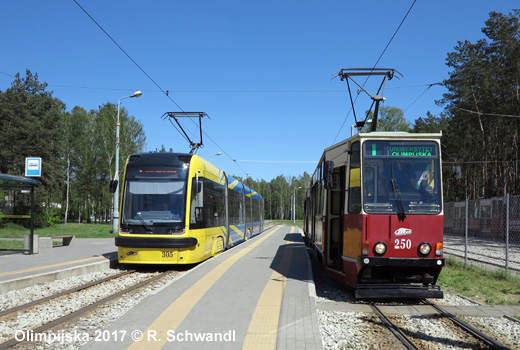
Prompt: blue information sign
<box><xmin>25</xmin><ymin>157</ymin><xmax>42</xmax><ymax>177</ymax></box>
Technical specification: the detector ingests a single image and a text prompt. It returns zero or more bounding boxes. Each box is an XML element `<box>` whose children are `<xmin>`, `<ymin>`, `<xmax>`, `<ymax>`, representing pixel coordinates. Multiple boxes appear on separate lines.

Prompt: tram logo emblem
<box><xmin>394</xmin><ymin>228</ymin><xmax>412</xmax><ymax>236</ymax></box>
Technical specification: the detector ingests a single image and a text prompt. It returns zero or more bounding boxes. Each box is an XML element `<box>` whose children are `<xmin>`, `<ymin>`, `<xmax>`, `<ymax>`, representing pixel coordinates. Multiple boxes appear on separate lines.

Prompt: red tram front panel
<box><xmin>364</xmin><ymin>214</ymin><xmax>443</xmax><ymax>258</ymax></box>
<box><xmin>342</xmin><ymin>213</ymin><xmax>444</xmax><ymax>289</ymax></box>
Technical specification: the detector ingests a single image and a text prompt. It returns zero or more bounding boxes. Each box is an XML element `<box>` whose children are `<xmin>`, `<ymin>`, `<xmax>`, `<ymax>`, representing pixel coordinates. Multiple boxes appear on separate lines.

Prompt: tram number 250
<box><xmin>394</xmin><ymin>239</ymin><xmax>412</xmax><ymax>250</ymax></box>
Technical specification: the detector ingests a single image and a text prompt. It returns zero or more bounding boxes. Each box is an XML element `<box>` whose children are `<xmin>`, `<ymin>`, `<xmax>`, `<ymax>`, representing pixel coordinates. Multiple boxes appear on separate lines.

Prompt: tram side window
<box><xmin>348</xmin><ymin>141</ymin><xmax>361</xmax><ymax>213</ymax></box>
<box><xmin>190</xmin><ymin>178</ymin><xmax>204</xmax><ymax>228</ymax></box>
<box><xmin>228</xmin><ymin>187</ymin><xmax>244</xmax><ymax>226</ymax></box>
<box><xmin>190</xmin><ymin>177</ymin><xmax>225</xmax><ymax>229</ymax></box>
<box><xmin>252</xmin><ymin>198</ymin><xmax>261</xmax><ymax>223</ymax></box>
<box><xmin>311</xmin><ymin>185</ymin><xmax>317</xmax><ymax>236</ymax></box>
<box><xmin>245</xmin><ymin>196</ymin><xmax>252</xmax><ymax>225</ymax></box>
<box><xmin>204</xmin><ymin>179</ymin><xmax>226</xmax><ymax>228</ymax></box>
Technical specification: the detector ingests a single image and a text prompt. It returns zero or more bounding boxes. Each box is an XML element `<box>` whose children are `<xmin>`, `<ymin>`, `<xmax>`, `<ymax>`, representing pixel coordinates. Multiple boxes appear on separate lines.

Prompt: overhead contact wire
<box><xmin>72</xmin><ymin>0</ymin><xmax>256</xmax><ymax>177</ymax></box>
<box><xmin>333</xmin><ymin>0</ymin><xmax>417</xmax><ymax>143</ymax></box>
<box><xmin>72</xmin><ymin>0</ymin><xmax>184</xmax><ymax>113</ymax></box>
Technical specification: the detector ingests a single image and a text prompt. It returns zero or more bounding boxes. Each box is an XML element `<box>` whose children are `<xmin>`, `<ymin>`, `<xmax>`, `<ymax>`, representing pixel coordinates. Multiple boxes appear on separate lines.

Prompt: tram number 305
<box><xmin>162</xmin><ymin>251</ymin><xmax>175</xmax><ymax>258</ymax></box>
<box><xmin>394</xmin><ymin>239</ymin><xmax>412</xmax><ymax>250</ymax></box>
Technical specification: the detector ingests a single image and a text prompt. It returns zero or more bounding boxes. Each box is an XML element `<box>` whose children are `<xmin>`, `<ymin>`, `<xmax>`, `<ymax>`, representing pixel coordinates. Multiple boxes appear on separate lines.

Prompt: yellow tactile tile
<box><xmin>243</xmin><ymin>228</ymin><xmax>296</xmax><ymax>350</ymax></box>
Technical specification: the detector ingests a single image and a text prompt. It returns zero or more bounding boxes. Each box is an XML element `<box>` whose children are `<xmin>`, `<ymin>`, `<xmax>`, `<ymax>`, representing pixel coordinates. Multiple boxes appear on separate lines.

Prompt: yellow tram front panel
<box><xmin>118</xmin><ymin>246</ymin><xmax>183</xmax><ymax>264</ymax></box>
<box><xmin>118</xmin><ymin>226</ymin><xmax>226</xmax><ymax>264</ymax></box>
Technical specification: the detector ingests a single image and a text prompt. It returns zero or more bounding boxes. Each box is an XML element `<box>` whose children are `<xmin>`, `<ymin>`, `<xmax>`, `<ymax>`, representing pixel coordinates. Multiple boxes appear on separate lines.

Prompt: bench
<box><xmin>52</xmin><ymin>235</ymin><xmax>75</xmax><ymax>246</ymax></box>
<box><xmin>38</xmin><ymin>235</ymin><xmax>75</xmax><ymax>249</ymax></box>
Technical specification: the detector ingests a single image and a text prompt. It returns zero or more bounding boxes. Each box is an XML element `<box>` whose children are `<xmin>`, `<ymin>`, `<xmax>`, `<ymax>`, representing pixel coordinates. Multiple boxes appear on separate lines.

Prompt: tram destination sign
<box><xmin>367</xmin><ymin>141</ymin><xmax>437</xmax><ymax>157</ymax></box>
<box><xmin>388</xmin><ymin>146</ymin><xmax>434</xmax><ymax>157</ymax></box>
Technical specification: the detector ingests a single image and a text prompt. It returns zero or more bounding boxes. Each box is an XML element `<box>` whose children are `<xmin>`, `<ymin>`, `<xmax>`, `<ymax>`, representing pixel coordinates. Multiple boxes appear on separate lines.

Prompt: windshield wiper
<box><xmin>135</xmin><ymin>212</ymin><xmax>154</xmax><ymax>233</ymax></box>
<box><xmin>390</xmin><ymin>164</ymin><xmax>406</xmax><ymax>222</ymax></box>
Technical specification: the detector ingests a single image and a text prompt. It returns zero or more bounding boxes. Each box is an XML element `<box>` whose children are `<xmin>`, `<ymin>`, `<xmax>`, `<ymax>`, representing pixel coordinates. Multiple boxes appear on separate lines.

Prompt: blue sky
<box><xmin>1</xmin><ymin>1</ymin><xmax>518</xmax><ymax>181</ymax></box>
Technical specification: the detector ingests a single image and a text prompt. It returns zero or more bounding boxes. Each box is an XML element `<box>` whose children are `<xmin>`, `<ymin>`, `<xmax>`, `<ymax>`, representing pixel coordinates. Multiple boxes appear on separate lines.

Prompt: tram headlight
<box><xmin>418</xmin><ymin>242</ymin><xmax>432</xmax><ymax>256</ymax></box>
<box><xmin>373</xmin><ymin>242</ymin><xmax>387</xmax><ymax>256</ymax></box>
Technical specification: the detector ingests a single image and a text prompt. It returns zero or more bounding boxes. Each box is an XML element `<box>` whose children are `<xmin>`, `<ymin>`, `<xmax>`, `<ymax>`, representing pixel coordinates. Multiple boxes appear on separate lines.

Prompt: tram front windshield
<box><xmin>363</xmin><ymin>141</ymin><xmax>441</xmax><ymax>215</ymax></box>
<box><xmin>121</xmin><ymin>167</ymin><xmax>188</xmax><ymax>234</ymax></box>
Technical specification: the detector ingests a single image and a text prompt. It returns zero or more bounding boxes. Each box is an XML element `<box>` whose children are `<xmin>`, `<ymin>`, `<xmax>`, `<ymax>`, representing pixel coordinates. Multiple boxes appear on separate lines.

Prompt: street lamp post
<box><xmin>112</xmin><ymin>90</ymin><xmax>142</xmax><ymax>234</ymax></box>
<box><xmin>293</xmin><ymin>186</ymin><xmax>302</xmax><ymax>223</ymax></box>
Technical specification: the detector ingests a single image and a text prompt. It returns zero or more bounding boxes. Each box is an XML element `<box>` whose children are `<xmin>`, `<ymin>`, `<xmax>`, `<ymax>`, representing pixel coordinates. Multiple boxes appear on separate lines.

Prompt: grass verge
<box><xmin>0</xmin><ymin>223</ymin><xmax>113</xmax><ymax>239</ymax></box>
<box><xmin>438</xmin><ymin>257</ymin><xmax>520</xmax><ymax>306</ymax></box>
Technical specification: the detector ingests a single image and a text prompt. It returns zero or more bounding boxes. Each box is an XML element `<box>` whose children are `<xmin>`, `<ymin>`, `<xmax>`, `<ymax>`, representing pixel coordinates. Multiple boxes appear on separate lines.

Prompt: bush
<box><xmin>1</xmin><ymin>222</ymin><xmax>26</xmax><ymax>231</ymax></box>
<box><xmin>36</xmin><ymin>208</ymin><xmax>63</xmax><ymax>227</ymax></box>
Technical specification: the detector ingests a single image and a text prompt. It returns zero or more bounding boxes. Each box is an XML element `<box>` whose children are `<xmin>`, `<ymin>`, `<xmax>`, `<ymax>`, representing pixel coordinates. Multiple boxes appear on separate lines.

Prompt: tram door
<box><xmin>325</xmin><ymin>166</ymin><xmax>345</xmax><ymax>270</ymax></box>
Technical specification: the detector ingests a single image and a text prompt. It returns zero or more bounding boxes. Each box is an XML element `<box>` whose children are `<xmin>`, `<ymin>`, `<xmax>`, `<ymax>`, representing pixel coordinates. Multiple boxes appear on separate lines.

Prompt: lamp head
<box><xmin>130</xmin><ymin>91</ymin><xmax>142</xmax><ymax>98</ymax></box>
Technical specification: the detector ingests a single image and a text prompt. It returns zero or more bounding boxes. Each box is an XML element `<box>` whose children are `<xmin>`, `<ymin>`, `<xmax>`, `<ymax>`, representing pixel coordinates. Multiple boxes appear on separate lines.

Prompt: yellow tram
<box><xmin>114</xmin><ymin>153</ymin><xmax>264</xmax><ymax>264</ymax></box>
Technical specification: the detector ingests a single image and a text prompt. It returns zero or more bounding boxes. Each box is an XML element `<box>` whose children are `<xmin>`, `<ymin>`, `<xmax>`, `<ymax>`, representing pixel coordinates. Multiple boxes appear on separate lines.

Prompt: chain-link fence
<box><xmin>443</xmin><ymin>195</ymin><xmax>520</xmax><ymax>274</ymax></box>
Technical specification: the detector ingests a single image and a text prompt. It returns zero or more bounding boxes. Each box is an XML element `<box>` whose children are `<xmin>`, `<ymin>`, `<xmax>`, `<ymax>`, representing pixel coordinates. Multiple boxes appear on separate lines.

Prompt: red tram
<box><xmin>304</xmin><ymin>132</ymin><xmax>444</xmax><ymax>298</ymax></box>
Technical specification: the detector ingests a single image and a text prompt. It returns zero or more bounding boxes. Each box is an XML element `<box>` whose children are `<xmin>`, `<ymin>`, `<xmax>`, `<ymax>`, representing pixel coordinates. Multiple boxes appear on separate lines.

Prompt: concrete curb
<box><xmin>0</xmin><ymin>258</ymin><xmax>118</xmax><ymax>293</ymax></box>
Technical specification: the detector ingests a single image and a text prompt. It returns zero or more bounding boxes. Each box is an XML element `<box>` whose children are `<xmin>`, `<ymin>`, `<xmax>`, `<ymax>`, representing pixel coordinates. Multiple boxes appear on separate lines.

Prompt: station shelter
<box><xmin>0</xmin><ymin>174</ymin><xmax>41</xmax><ymax>254</ymax></box>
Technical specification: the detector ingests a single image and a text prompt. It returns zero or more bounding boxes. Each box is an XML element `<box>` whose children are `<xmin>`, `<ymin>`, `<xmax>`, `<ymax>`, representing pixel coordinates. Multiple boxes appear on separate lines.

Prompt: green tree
<box><xmin>0</xmin><ymin>71</ymin><xmax>147</xmax><ymax>226</ymax></box>
<box><xmin>413</xmin><ymin>111</ymin><xmax>449</xmax><ymax>134</ymax></box>
<box><xmin>80</xmin><ymin>102</ymin><xmax>146</xmax><ymax>223</ymax></box>
<box><xmin>62</xmin><ymin>103</ymin><xmax>146</xmax><ymax>224</ymax></box>
<box><xmin>63</xmin><ymin>106</ymin><xmax>97</xmax><ymax>223</ymax></box>
<box><xmin>439</xmin><ymin>9</ymin><xmax>520</xmax><ymax>199</ymax></box>
<box><xmin>0</xmin><ymin>70</ymin><xmax>66</xmax><ymax>225</ymax></box>
<box><xmin>364</xmin><ymin>106</ymin><xmax>411</xmax><ymax>132</ymax></box>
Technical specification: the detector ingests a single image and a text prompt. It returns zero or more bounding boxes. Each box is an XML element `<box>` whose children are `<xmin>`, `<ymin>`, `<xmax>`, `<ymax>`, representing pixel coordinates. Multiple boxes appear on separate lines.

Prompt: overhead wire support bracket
<box><xmin>161</xmin><ymin>112</ymin><xmax>210</xmax><ymax>154</ymax></box>
<box><xmin>331</xmin><ymin>68</ymin><xmax>402</xmax><ymax>132</ymax></box>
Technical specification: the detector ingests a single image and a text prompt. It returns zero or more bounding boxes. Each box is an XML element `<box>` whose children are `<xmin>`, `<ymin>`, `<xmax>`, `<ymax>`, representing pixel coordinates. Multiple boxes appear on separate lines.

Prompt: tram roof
<box><xmin>325</xmin><ymin>132</ymin><xmax>442</xmax><ymax>153</ymax></box>
<box><xmin>127</xmin><ymin>152</ymin><xmax>192</xmax><ymax>167</ymax></box>
<box><xmin>128</xmin><ymin>153</ymin><xmax>264</xmax><ymax>200</ymax></box>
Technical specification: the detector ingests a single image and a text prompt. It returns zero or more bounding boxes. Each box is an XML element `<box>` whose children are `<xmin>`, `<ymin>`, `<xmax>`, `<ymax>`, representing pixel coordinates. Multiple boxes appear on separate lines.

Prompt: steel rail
<box><xmin>423</xmin><ymin>300</ymin><xmax>510</xmax><ymax>350</ymax></box>
<box><xmin>504</xmin><ymin>315</ymin><xmax>520</xmax><ymax>324</ymax></box>
<box><xmin>0</xmin><ymin>271</ymin><xmax>172</xmax><ymax>349</ymax></box>
<box><xmin>370</xmin><ymin>303</ymin><xmax>419</xmax><ymax>350</ymax></box>
<box><xmin>0</xmin><ymin>270</ymin><xmax>135</xmax><ymax>317</ymax></box>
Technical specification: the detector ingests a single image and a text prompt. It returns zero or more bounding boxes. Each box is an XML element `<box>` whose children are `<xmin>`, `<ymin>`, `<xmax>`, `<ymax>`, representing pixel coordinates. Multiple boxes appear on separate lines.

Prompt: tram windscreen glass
<box><xmin>120</xmin><ymin>179</ymin><xmax>187</xmax><ymax>234</ymax></box>
<box><xmin>362</xmin><ymin>141</ymin><xmax>441</xmax><ymax>214</ymax></box>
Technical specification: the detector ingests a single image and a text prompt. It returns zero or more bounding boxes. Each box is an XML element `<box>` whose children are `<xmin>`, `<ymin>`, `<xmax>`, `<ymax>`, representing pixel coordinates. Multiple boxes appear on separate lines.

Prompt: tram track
<box><xmin>311</xmin><ymin>251</ymin><xmax>519</xmax><ymax>349</ymax></box>
<box><xmin>423</xmin><ymin>300</ymin><xmax>510</xmax><ymax>349</ymax></box>
<box><xmin>369</xmin><ymin>303</ymin><xmax>419</xmax><ymax>350</ymax></box>
<box><xmin>0</xmin><ymin>270</ymin><xmax>135</xmax><ymax>319</ymax></box>
<box><xmin>370</xmin><ymin>300</ymin><xmax>511</xmax><ymax>350</ymax></box>
<box><xmin>0</xmin><ymin>270</ymin><xmax>175</xmax><ymax>349</ymax></box>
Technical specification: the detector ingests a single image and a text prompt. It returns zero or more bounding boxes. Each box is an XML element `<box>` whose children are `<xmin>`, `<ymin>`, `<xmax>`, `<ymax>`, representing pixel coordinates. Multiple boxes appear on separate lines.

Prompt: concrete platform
<box><xmin>0</xmin><ymin>238</ymin><xmax>117</xmax><ymax>293</ymax></box>
<box><xmin>84</xmin><ymin>225</ymin><xmax>324</xmax><ymax>350</ymax></box>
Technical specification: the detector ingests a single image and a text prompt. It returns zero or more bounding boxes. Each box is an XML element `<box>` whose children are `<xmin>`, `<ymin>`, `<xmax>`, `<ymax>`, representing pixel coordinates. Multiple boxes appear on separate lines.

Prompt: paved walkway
<box><xmin>84</xmin><ymin>225</ymin><xmax>323</xmax><ymax>350</ymax></box>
